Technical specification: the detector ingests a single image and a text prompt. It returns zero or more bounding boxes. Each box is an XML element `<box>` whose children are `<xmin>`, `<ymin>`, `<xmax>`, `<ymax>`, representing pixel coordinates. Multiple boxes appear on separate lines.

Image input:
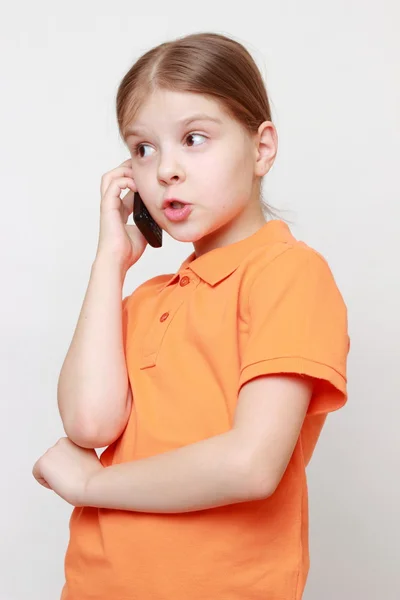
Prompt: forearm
<box><xmin>85</xmin><ymin>430</ymin><xmax>260</xmax><ymax>513</ymax></box>
<box><xmin>57</xmin><ymin>252</ymin><xmax>130</xmax><ymax>448</ymax></box>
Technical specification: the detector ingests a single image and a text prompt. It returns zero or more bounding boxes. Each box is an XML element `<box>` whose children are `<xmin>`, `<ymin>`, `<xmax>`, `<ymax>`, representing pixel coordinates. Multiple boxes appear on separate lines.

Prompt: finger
<box><xmin>37</xmin><ymin>477</ymin><xmax>52</xmax><ymax>489</ymax></box>
<box><xmin>101</xmin><ymin>168</ymin><xmax>136</xmax><ymax>198</ymax></box>
<box><xmin>101</xmin><ymin>178</ymin><xmax>136</xmax><ymax>215</ymax></box>
<box><xmin>32</xmin><ymin>462</ymin><xmax>51</xmax><ymax>489</ymax></box>
<box><xmin>104</xmin><ymin>159</ymin><xmax>133</xmax><ymax>185</ymax></box>
<box><xmin>32</xmin><ymin>460</ymin><xmax>40</xmax><ymax>480</ymax></box>
<box><xmin>101</xmin><ymin>167</ymin><xmax>131</xmax><ymax>197</ymax></box>
<box><xmin>120</xmin><ymin>189</ymin><xmax>135</xmax><ymax>222</ymax></box>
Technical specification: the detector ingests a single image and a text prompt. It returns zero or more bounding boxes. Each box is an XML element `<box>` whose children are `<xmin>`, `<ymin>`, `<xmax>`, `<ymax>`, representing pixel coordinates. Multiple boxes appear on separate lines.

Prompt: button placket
<box><xmin>139</xmin><ymin>273</ymin><xmax>194</xmax><ymax>369</ymax></box>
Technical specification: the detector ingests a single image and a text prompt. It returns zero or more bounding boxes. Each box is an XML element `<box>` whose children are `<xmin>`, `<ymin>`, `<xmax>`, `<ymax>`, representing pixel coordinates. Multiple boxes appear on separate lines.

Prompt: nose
<box><xmin>157</xmin><ymin>151</ymin><xmax>185</xmax><ymax>186</ymax></box>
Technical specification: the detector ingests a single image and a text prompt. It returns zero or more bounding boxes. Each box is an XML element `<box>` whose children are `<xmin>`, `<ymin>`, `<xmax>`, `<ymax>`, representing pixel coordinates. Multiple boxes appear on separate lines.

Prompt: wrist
<box><xmin>92</xmin><ymin>252</ymin><xmax>128</xmax><ymax>280</ymax></box>
<box><xmin>83</xmin><ymin>466</ymin><xmax>105</xmax><ymax>508</ymax></box>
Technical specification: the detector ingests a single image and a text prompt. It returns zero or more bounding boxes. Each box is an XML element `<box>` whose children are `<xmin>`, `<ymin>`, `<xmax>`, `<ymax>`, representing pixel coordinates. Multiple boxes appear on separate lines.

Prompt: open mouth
<box><xmin>164</xmin><ymin>202</ymin><xmax>193</xmax><ymax>222</ymax></box>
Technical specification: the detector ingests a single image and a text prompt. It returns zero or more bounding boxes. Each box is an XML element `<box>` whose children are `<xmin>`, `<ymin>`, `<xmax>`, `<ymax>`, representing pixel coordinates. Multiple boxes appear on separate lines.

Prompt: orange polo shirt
<box><xmin>61</xmin><ymin>219</ymin><xmax>350</xmax><ymax>600</ymax></box>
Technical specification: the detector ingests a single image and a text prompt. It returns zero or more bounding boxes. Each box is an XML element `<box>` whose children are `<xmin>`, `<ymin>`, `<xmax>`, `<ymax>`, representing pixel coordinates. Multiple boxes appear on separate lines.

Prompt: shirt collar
<box><xmin>158</xmin><ymin>219</ymin><xmax>294</xmax><ymax>292</ymax></box>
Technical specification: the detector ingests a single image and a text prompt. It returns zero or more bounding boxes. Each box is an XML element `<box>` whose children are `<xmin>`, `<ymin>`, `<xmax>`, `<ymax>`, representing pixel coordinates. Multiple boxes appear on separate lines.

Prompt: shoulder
<box><xmin>239</xmin><ymin>239</ymin><xmax>348</xmax><ymax>322</ymax></box>
<box><xmin>242</xmin><ymin>239</ymin><xmax>335</xmax><ymax>295</ymax></box>
<box><xmin>257</xmin><ymin>239</ymin><xmax>332</xmax><ymax>270</ymax></box>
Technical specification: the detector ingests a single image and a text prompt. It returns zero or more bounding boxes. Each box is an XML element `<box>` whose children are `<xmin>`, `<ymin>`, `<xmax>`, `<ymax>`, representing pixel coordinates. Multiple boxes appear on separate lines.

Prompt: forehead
<box><xmin>124</xmin><ymin>89</ymin><xmax>231</xmax><ymax>138</ymax></box>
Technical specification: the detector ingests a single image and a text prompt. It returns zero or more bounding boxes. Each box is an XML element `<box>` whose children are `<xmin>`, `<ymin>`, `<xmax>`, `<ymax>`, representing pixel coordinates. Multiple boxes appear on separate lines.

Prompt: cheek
<box><xmin>133</xmin><ymin>172</ymin><xmax>156</xmax><ymax>196</ymax></box>
<box><xmin>198</xmin><ymin>153</ymin><xmax>237</xmax><ymax>188</ymax></box>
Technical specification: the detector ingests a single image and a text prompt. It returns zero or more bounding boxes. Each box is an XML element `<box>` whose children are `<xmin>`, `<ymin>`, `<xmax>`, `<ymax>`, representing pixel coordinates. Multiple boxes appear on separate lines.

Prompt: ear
<box><xmin>253</xmin><ymin>121</ymin><xmax>278</xmax><ymax>177</ymax></box>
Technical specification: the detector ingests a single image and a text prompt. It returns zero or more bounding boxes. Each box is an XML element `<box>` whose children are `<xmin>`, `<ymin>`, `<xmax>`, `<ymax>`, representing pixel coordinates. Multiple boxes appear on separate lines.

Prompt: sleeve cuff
<box><xmin>238</xmin><ymin>356</ymin><xmax>348</xmax><ymax>415</ymax></box>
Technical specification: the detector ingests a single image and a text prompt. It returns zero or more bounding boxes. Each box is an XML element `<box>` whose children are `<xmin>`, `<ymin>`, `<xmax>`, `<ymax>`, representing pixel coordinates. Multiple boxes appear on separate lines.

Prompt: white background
<box><xmin>1</xmin><ymin>1</ymin><xmax>399</xmax><ymax>598</ymax></box>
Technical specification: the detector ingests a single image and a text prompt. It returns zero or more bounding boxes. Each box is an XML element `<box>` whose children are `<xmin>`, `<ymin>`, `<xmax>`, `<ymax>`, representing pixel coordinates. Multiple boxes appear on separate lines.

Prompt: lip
<box><xmin>162</xmin><ymin>197</ymin><xmax>190</xmax><ymax>209</ymax></box>
<box><xmin>164</xmin><ymin>203</ymin><xmax>193</xmax><ymax>222</ymax></box>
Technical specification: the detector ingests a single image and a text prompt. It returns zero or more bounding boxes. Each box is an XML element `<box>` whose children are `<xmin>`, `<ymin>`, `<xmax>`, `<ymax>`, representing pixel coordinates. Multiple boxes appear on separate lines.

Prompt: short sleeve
<box><xmin>238</xmin><ymin>245</ymin><xmax>350</xmax><ymax>415</ymax></box>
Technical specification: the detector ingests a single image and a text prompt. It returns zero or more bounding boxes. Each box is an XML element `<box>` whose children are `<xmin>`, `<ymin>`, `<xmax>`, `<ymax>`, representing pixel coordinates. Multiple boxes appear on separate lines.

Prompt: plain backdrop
<box><xmin>1</xmin><ymin>1</ymin><xmax>399</xmax><ymax>599</ymax></box>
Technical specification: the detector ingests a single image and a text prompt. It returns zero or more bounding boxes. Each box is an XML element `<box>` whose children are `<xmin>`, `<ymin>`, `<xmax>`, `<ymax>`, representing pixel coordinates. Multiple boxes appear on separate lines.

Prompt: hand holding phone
<box><xmin>95</xmin><ymin>159</ymin><xmax>150</xmax><ymax>270</ymax></box>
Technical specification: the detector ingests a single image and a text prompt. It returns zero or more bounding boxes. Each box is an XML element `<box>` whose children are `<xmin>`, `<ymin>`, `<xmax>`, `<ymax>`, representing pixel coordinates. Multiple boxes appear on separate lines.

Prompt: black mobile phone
<box><xmin>133</xmin><ymin>191</ymin><xmax>163</xmax><ymax>247</ymax></box>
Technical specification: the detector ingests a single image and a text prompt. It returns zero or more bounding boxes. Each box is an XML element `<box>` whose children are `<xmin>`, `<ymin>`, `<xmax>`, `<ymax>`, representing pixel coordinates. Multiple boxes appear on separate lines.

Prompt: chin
<box><xmin>165</xmin><ymin>223</ymin><xmax>207</xmax><ymax>243</ymax></box>
<box><xmin>167</xmin><ymin>229</ymin><xmax>202</xmax><ymax>243</ymax></box>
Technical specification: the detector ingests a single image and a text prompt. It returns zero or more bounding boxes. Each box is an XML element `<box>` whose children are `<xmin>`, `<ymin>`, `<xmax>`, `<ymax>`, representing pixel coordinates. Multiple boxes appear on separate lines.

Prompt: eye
<box><xmin>133</xmin><ymin>143</ymin><xmax>153</xmax><ymax>159</ymax></box>
<box><xmin>185</xmin><ymin>133</ymin><xmax>206</xmax><ymax>147</ymax></box>
<box><xmin>133</xmin><ymin>132</ymin><xmax>207</xmax><ymax>159</ymax></box>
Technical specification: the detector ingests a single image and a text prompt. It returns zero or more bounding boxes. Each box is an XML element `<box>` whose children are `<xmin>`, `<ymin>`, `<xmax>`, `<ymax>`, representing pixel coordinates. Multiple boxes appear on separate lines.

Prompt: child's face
<box><xmin>124</xmin><ymin>88</ymin><xmax>275</xmax><ymax>255</ymax></box>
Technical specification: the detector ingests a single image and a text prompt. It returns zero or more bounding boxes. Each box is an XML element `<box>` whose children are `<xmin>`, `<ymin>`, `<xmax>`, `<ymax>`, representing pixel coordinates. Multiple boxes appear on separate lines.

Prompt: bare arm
<box><xmin>56</xmin><ymin>157</ymin><xmax>149</xmax><ymax>449</ymax></box>
<box><xmin>82</xmin><ymin>375</ymin><xmax>313</xmax><ymax>513</ymax></box>
<box><xmin>57</xmin><ymin>253</ymin><xmax>131</xmax><ymax>449</ymax></box>
<box><xmin>84</xmin><ymin>429</ymin><xmax>260</xmax><ymax>513</ymax></box>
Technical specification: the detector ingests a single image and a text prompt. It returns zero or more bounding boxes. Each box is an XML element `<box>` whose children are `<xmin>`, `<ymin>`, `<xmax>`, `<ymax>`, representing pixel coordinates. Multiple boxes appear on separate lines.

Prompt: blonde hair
<box><xmin>116</xmin><ymin>31</ymin><xmax>282</xmax><ymax>220</ymax></box>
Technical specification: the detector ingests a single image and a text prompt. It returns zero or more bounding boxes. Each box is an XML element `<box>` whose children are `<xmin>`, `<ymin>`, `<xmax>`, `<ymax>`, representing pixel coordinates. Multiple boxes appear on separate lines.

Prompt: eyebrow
<box><xmin>124</xmin><ymin>113</ymin><xmax>223</xmax><ymax>138</ymax></box>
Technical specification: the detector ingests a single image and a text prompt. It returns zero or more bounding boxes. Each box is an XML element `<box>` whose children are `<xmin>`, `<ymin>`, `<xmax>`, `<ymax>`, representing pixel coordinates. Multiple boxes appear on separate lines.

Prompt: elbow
<box><xmin>61</xmin><ymin>420</ymin><xmax>100</xmax><ymax>449</ymax></box>
<box><xmin>253</xmin><ymin>470</ymin><xmax>278</xmax><ymax>500</ymax></box>
<box><xmin>61</xmin><ymin>414</ymin><xmax>128</xmax><ymax>449</ymax></box>
<box><xmin>232</xmin><ymin>456</ymin><xmax>274</xmax><ymax>503</ymax></box>
<box><xmin>58</xmin><ymin>392</ymin><xmax>131</xmax><ymax>449</ymax></box>
<box><xmin>248</xmin><ymin>472</ymin><xmax>276</xmax><ymax>501</ymax></box>
<box><xmin>58</xmin><ymin>386</ymin><xmax>132</xmax><ymax>449</ymax></box>
<box><xmin>243</xmin><ymin>460</ymin><xmax>277</xmax><ymax>501</ymax></box>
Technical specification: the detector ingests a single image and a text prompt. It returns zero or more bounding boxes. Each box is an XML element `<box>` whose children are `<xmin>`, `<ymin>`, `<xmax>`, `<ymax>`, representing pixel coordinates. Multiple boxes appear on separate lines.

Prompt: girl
<box><xmin>33</xmin><ymin>32</ymin><xmax>350</xmax><ymax>599</ymax></box>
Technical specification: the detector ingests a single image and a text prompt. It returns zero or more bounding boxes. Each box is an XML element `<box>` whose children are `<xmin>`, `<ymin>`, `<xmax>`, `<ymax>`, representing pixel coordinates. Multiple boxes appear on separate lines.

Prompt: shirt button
<box><xmin>180</xmin><ymin>276</ymin><xmax>190</xmax><ymax>286</ymax></box>
<box><xmin>160</xmin><ymin>312</ymin><xmax>169</xmax><ymax>322</ymax></box>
